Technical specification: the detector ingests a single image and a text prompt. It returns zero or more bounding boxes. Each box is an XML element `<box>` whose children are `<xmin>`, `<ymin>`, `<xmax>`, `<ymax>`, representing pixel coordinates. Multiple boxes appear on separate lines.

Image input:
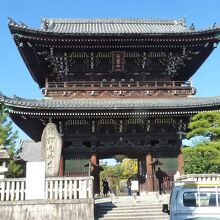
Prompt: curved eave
<box><xmin>9</xmin><ymin>25</ymin><xmax>46</xmax><ymax>88</ymax></box>
<box><xmin>15</xmin><ymin>43</ymin><xmax>41</xmax><ymax>86</ymax></box>
<box><xmin>2</xmin><ymin>95</ymin><xmax>220</xmax><ymax>112</ymax></box>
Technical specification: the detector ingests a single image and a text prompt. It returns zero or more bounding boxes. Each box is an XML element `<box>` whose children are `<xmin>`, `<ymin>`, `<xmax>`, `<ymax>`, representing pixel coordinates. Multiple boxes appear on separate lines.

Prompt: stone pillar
<box><xmin>91</xmin><ymin>153</ymin><xmax>99</xmax><ymax>195</ymax></box>
<box><xmin>59</xmin><ymin>155</ymin><xmax>64</xmax><ymax>176</ymax></box>
<box><xmin>146</xmin><ymin>152</ymin><xmax>154</xmax><ymax>192</ymax></box>
<box><xmin>41</xmin><ymin>122</ymin><xmax>62</xmax><ymax>177</ymax></box>
<box><xmin>178</xmin><ymin>148</ymin><xmax>184</xmax><ymax>175</ymax></box>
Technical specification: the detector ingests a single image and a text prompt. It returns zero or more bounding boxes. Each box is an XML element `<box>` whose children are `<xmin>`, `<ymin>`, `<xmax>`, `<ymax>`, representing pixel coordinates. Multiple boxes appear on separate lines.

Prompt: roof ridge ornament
<box><xmin>211</xmin><ymin>22</ymin><xmax>217</xmax><ymax>28</ymax></box>
<box><xmin>8</xmin><ymin>18</ymin><xmax>30</xmax><ymax>30</ymax></box>
<box><xmin>0</xmin><ymin>91</ymin><xmax>3</xmax><ymax>101</ymax></box>
<box><xmin>189</xmin><ymin>23</ymin><xmax>195</xmax><ymax>31</ymax></box>
<box><xmin>13</xmin><ymin>95</ymin><xmax>19</xmax><ymax>101</ymax></box>
<box><xmin>8</xmin><ymin>17</ymin><xmax>16</xmax><ymax>26</ymax></box>
<box><xmin>181</xmin><ymin>17</ymin><xmax>187</xmax><ymax>28</ymax></box>
<box><xmin>41</xmin><ymin>18</ymin><xmax>54</xmax><ymax>30</ymax></box>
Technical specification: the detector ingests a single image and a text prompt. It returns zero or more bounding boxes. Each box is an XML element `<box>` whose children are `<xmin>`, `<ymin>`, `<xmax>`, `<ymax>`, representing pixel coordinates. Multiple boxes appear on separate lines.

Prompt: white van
<box><xmin>163</xmin><ymin>174</ymin><xmax>220</xmax><ymax>220</ymax></box>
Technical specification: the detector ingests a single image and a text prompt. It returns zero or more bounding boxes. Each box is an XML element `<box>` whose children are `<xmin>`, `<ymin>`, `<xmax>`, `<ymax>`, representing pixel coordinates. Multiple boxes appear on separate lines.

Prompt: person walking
<box><xmin>102</xmin><ymin>179</ymin><xmax>110</xmax><ymax>197</ymax></box>
<box><xmin>127</xmin><ymin>178</ymin><xmax>132</xmax><ymax>196</ymax></box>
<box><xmin>155</xmin><ymin>167</ymin><xmax>166</xmax><ymax>195</ymax></box>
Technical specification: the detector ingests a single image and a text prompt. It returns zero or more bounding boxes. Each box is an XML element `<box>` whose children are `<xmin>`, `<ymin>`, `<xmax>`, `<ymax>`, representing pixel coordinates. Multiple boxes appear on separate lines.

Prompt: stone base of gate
<box><xmin>0</xmin><ymin>199</ymin><xmax>94</xmax><ymax>220</ymax></box>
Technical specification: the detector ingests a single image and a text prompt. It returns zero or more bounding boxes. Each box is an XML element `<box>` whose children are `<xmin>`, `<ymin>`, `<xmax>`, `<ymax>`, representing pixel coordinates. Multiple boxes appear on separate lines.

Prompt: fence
<box><xmin>0</xmin><ymin>176</ymin><xmax>93</xmax><ymax>201</ymax></box>
<box><xmin>0</xmin><ymin>178</ymin><xmax>26</xmax><ymax>201</ymax></box>
<box><xmin>45</xmin><ymin>176</ymin><xmax>93</xmax><ymax>200</ymax></box>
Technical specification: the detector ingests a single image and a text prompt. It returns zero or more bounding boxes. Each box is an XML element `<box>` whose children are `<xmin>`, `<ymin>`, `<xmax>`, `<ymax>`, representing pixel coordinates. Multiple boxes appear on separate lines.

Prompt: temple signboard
<box><xmin>112</xmin><ymin>51</ymin><xmax>125</xmax><ymax>72</ymax></box>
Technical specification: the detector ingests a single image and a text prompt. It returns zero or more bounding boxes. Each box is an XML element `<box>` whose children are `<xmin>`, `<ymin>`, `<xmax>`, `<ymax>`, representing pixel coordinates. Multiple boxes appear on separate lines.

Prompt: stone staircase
<box><xmin>95</xmin><ymin>194</ymin><xmax>169</xmax><ymax>220</ymax></box>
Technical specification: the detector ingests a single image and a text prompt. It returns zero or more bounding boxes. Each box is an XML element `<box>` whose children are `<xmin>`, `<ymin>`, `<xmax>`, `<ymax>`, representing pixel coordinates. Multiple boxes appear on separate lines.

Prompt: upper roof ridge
<box><xmin>41</xmin><ymin>17</ymin><xmax>185</xmax><ymax>25</ymax></box>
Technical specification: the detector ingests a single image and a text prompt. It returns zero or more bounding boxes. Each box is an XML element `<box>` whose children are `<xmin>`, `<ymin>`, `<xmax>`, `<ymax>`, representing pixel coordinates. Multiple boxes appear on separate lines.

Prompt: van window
<box><xmin>183</xmin><ymin>192</ymin><xmax>197</xmax><ymax>207</ymax></box>
<box><xmin>183</xmin><ymin>192</ymin><xmax>220</xmax><ymax>207</ymax></box>
<box><xmin>209</xmin><ymin>193</ymin><xmax>220</xmax><ymax>206</ymax></box>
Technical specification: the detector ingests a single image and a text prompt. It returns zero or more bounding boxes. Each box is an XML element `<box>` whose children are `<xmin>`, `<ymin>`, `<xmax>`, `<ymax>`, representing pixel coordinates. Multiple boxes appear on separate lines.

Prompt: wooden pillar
<box><xmin>138</xmin><ymin>158</ymin><xmax>147</xmax><ymax>195</ymax></box>
<box><xmin>146</xmin><ymin>152</ymin><xmax>154</xmax><ymax>192</ymax></box>
<box><xmin>91</xmin><ymin>153</ymin><xmax>97</xmax><ymax>174</ymax></box>
<box><xmin>59</xmin><ymin>155</ymin><xmax>64</xmax><ymax>176</ymax></box>
<box><xmin>91</xmin><ymin>153</ymin><xmax>99</xmax><ymax>195</ymax></box>
<box><xmin>178</xmin><ymin>148</ymin><xmax>184</xmax><ymax>175</ymax></box>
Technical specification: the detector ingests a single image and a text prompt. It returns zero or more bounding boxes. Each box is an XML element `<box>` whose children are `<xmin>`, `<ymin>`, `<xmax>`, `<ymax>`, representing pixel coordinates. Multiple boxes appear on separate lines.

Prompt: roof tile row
<box><xmin>1</xmin><ymin>93</ymin><xmax>220</xmax><ymax>110</ymax></box>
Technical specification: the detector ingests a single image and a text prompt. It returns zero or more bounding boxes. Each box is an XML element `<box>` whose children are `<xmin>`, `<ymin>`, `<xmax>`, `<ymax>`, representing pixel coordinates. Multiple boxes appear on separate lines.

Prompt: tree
<box><xmin>183</xmin><ymin>143</ymin><xmax>220</xmax><ymax>173</ymax></box>
<box><xmin>183</xmin><ymin>111</ymin><xmax>220</xmax><ymax>174</ymax></box>
<box><xmin>187</xmin><ymin>111</ymin><xmax>220</xmax><ymax>141</ymax></box>
<box><xmin>100</xmin><ymin>158</ymin><xmax>138</xmax><ymax>195</ymax></box>
<box><xmin>100</xmin><ymin>158</ymin><xmax>138</xmax><ymax>183</ymax></box>
<box><xmin>120</xmin><ymin>158</ymin><xmax>138</xmax><ymax>179</ymax></box>
<box><xmin>0</xmin><ymin>103</ymin><xmax>23</xmax><ymax>177</ymax></box>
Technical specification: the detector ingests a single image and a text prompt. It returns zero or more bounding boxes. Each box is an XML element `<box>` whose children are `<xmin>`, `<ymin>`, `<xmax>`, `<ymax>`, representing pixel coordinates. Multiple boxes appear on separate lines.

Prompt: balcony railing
<box><xmin>45</xmin><ymin>80</ymin><xmax>192</xmax><ymax>91</ymax></box>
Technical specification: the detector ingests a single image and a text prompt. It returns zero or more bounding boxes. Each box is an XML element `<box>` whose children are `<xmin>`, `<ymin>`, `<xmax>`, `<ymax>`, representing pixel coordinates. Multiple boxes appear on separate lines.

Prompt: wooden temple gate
<box><xmin>51</xmin><ymin>114</ymin><xmax>186</xmax><ymax>194</ymax></box>
<box><xmin>1</xmin><ymin>17</ymin><xmax>220</xmax><ymax>195</ymax></box>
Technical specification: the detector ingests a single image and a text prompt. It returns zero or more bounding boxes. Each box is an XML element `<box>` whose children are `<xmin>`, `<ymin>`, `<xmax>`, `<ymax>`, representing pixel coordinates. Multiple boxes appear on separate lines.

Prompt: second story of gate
<box><xmin>8</xmin><ymin>18</ymin><xmax>220</xmax><ymax>98</ymax></box>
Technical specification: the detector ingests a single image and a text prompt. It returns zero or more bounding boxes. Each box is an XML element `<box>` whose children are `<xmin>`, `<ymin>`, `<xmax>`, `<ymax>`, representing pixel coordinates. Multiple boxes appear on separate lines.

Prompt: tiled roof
<box><xmin>8</xmin><ymin>18</ymin><xmax>190</xmax><ymax>34</ymax></box>
<box><xmin>17</xmin><ymin>140</ymin><xmax>42</xmax><ymax>162</ymax></box>
<box><xmin>1</xmin><ymin>94</ymin><xmax>220</xmax><ymax>110</ymax></box>
<box><xmin>8</xmin><ymin>17</ymin><xmax>220</xmax><ymax>37</ymax></box>
<box><xmin>39</xmin><ymin>18</ymin><xmax>187</xmax><ymax>34</ymax></box>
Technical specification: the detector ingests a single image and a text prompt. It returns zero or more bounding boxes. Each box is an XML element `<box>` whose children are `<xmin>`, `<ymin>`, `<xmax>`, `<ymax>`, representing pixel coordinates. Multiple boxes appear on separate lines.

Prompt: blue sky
<box><xmin>1</xmin><ymin>0</ymin><xmax>220</xmax><ymax>141</ymax></box>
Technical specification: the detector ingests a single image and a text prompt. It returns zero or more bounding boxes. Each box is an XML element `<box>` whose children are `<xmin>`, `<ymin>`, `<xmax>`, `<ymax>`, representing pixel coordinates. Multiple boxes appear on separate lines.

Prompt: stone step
<box><xmin>96</xmin><ymin>206</ymin><xmax>163</xmax><ymax>211</ymax></box>
<box><xmin>95</xmin><ymin>206</ymin><xmax>168</xmax><ymax>220</ymax></box>
<box><xmin>94</xmin><ymin>196</ymin><xmax>170</xmax><ymax>220</ymax></box>
<box><xmin>96</xmin><ymin>211</ymin><xmax>167</xmax><ymax>216</ymax></box>
<box><xmin>96</xmin><ymin>208</ymin><xmax>163</xmax><ymax>213</ymax></box>
<box><xmin>97</xmin><ymin>216</ymin><xmax>169</xmax><ymax>220</ymax></box>
<box><xmin>97</xmin><ymin>209</ymin><xmax>162</xmax><ymax>214</ymax></box>
<box><xmin>97</xmin><ymin>212</ymin><xmax>167</xmax><ymax>218</ymax></box>
<box><xmin>96</xmin><ymin>205</ymin><xmax>163</xmax><ymax>209</ymax></box>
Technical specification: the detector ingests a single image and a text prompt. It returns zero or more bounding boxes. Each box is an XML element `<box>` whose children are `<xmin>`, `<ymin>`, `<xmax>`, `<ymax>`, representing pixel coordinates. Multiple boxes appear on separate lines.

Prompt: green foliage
<box><xmin>187</xmin><ymin>111</ymin><xmax>220</xmax><ymax>141</ymax></box>
<box><xmin>120</xmin><ymin>158</ymin><xmax>138</xmax><ymax>179</ymax></box>
<box><xmin>7</xmin><ymin>160</ymin><xmax>24</xmax><ymax>178</ymax></box>
<box><xmin>100</xmin><ymin>159</ymin><xmax>138</xmax><ymax>195</ymax></box>
<box><xmin>183</xmin><ymin>142</ymin><xmax>220</xmax><ymax>174</ymax></box>
<box><xmin>0</xmin><ymin>104</ymin><xmax>17</xmax><ymax>147</ymax></box>
<box><xmin>184</xmin><ymin>111</ymin><xmax>220</xmax><ymax>174</ymax></box>
<box><xmin>0</xmin><ymin>103</ymin><xmax>23</xmax><ymax>177</ymax></box>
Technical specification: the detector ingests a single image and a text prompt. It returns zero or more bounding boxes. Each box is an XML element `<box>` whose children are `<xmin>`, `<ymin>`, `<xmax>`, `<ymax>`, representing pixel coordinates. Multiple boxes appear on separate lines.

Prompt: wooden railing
<box><xmin>0</xmin><ymin>176</ymin><xmax>93</xmax><ymax>201</ymax></box>
<box><xmin>0</xmin><ymin>178</ymin><xmax>26</xmax><ymax>201</ymax></box>
<box><xmin>46</xmin><ymin>80</ymin><xmax>192</xmax><ymax>91</ymax></box>
<box><xmin>45</xmin><ymin>176</ymin><xmax>93</xmax><ymax>200</ymax></box>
